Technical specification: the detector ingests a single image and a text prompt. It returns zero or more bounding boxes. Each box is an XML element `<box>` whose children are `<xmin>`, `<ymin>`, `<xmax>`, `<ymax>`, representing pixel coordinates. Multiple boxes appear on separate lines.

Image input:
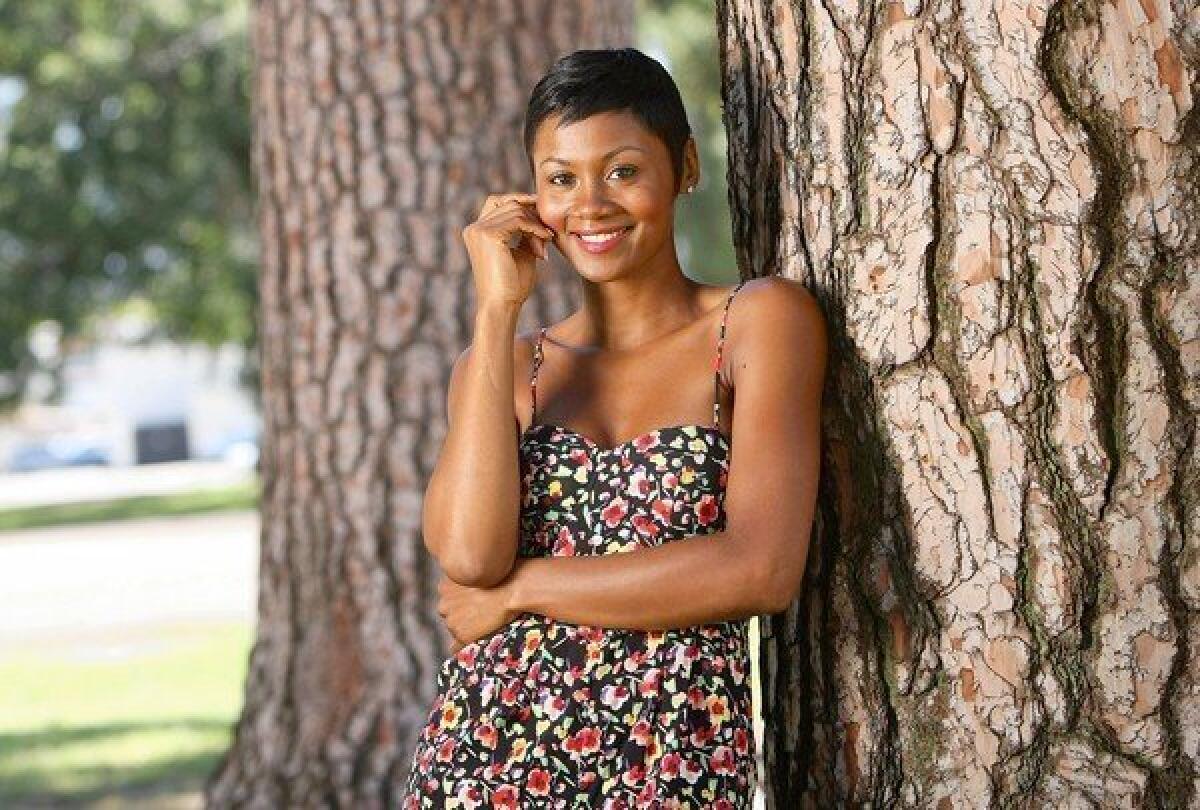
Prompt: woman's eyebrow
<box><xmin>538</xmin><ymin>146</ymin><xmax>646</xmax><ymax>167</ymax></box>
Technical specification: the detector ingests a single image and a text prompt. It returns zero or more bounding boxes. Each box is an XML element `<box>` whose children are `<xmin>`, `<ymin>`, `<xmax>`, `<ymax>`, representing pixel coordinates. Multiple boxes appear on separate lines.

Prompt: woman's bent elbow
<box><xmin>435</xmin><ymin>547</ymin><xmax>516</xmax><ymax>588</ymax></box>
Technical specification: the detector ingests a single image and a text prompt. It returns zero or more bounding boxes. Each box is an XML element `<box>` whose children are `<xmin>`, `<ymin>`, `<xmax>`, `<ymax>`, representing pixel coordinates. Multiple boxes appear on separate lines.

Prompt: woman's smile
<box><xmin>572</xmin><ymin>224</ymin><xmax>634</xmax><ymax>254</ymax></box>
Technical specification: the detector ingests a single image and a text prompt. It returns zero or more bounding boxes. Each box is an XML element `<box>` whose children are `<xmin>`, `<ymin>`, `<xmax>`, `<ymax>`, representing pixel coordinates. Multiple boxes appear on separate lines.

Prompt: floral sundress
<box><xmin>402</xmin><ymin>280</ymin><xmax>754</xmax><ymax>808</ymax></box>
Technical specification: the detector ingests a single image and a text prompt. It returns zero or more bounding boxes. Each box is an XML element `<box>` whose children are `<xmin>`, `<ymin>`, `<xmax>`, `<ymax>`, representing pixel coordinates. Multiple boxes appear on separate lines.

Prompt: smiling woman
<box><xmin>403</xmin><ymin>47</ymin><xmax>825</xmax><ymax>807</ymax></box>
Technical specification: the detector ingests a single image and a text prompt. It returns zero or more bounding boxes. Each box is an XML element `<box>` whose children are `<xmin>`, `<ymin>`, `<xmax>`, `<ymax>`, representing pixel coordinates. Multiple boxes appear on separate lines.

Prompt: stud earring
<box><xmin>687</xmin><ymin>183</ymin><xmax>696</xmax><ymax>194</ymax></box>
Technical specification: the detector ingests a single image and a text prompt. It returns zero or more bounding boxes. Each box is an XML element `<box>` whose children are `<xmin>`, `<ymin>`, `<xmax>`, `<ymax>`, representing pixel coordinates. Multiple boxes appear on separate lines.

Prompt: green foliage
<box><xmin>0</xmin><ymin>0</ymin><xmax>256</xmax><ymax>406</ymax></box>
<box><xmin>637</xmin><ymin>0</ymin><xmax>738</xmax><ymax>284</ymax></box>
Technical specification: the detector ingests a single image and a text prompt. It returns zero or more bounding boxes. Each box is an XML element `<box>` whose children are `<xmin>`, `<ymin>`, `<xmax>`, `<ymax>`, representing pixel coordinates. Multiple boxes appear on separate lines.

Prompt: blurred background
<box><xmin>0</xmin><ymin>1</ymin><xmax>739</xmax><ymax>806</ymax></box>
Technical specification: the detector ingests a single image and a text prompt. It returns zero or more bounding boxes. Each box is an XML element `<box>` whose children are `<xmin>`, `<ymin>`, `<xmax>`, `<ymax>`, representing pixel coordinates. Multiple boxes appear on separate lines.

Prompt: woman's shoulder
<box><xmin>725</xmin><ymin>275</ymin><xmax>819</xmax><ymax>319</ymax></box>
<box><xmin>720</xmin><ymin>275</ymin><xmax>826</xmax><ymax>360</ymax></box>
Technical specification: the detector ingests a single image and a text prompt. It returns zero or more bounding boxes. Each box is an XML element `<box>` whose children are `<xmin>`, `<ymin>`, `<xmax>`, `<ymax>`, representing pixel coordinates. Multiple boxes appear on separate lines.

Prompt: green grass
<box><xmin>0</xmin><ymin>622</ymin><xmax>254</xmax><ymax>807</ymax></box>
<box><xmin>0</xmin><ymin>481</ymin><xmax>260</xmax><ymax>532</ymax></box>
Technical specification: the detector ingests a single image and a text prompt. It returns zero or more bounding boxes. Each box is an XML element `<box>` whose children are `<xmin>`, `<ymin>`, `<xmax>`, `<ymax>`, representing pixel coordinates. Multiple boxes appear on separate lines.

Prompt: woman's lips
<box><xmin>572</xmin><ymin>226</ymin><xmax>633</xmax><ymax>255</ymax></box>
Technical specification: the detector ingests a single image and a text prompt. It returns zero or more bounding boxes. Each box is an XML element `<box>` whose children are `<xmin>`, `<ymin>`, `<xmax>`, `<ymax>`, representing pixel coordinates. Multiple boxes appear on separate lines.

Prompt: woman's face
<box><xmin>530</xmin><ymin>110</ymin><xmax>692</xmax><ymax>281</ymax></box>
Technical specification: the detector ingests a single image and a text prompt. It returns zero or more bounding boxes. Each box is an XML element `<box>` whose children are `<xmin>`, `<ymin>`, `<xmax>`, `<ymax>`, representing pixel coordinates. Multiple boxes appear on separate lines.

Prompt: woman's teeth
<box><xmin>574</xmin><ymin>226</ymin><xmax>632</xmax><ymax>253</ymax></box>
<box><xmin>579</xmin><ymin>229</ymin><xmax>625</xmax><ymax>243</ymax></box>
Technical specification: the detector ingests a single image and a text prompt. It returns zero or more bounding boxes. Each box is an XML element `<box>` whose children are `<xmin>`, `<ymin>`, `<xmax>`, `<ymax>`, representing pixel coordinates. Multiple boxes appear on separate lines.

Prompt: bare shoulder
<box><xmin>728</xmin><ymin>276</ymin><xmax>827</xmax><ymax>365</ymax></box>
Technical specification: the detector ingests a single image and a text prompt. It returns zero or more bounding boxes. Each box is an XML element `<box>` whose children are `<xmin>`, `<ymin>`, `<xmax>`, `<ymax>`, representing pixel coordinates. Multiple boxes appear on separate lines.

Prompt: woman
<box><xmin>402</xmin><ymin>48</ymin><xmax>825</xmax><ymax>807</ymax></box>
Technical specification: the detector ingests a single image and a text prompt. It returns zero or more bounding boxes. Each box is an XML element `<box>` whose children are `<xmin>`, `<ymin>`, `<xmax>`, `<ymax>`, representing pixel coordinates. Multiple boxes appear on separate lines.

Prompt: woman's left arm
<box><xmin>439</xmin><ymin>278</ymin><xmax>827</xmax><ymax>639</ymax></box>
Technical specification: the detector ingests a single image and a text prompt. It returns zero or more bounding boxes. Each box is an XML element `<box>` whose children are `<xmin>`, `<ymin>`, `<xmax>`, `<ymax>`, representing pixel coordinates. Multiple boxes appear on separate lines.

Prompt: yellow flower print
<box><xmin>680</xmin><ymin>466</ymin><xmax>695</xmax><ymax>485</ymax></box>
<box><xmin>439</xmin><ymin>700</ymin><xmax>463</xmax><ymax>730</ymax></box>
<box><xmin>522</xmin><ymin>629</ymin><xmax>543</xmax><ymax>661</ymax></box>
<box><xmin>548</xmin><ymin>480</ymin><xmax>562</xmax><ymax>497</ymax></box>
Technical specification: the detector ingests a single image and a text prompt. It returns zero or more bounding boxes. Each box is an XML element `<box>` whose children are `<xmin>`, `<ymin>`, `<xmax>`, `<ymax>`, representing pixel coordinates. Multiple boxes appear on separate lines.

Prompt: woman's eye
<box><xmin>545</xmin><ymin>166</ymin><xmax>635</xmax><ymax>187</ymax></box>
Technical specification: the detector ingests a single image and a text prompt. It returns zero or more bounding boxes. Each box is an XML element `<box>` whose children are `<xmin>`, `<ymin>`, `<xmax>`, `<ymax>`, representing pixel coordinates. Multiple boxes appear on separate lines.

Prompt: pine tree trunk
<box><xmin>715</xmin><ymin>0</ymin><xmax>1198</xmax><ymax>806</ymax></box>
<box><xmin>205</xmin><ymin>3</ymin><xmax>632</xmax><ymax>806</ymax></box>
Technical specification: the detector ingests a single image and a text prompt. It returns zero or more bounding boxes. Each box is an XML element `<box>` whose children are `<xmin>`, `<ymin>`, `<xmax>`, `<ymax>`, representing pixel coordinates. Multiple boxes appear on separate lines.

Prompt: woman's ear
<box><xmin>680</xmin><ymin>136</ymin><xmax>701</xmax><ymax>194</ymax></box>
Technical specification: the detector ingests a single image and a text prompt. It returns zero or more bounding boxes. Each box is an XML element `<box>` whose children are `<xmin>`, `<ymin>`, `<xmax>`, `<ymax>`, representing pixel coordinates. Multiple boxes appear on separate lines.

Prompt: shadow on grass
<box><xmin>0</xmin><ymin>717</ymin><xmax>232</xmax><ymax>808</ymax></box>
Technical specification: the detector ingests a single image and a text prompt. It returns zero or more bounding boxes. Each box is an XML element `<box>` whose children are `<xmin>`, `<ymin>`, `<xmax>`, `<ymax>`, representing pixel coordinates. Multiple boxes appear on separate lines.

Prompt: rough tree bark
<box><xmin>206</xmin><ymin>2</ymin><xmax>632</xmax><ymax>806</ymax></box>
<box><xmin>716</xmin><ymin>0</ymin><xmax>1198</xmax><ymax>807</ymax></box>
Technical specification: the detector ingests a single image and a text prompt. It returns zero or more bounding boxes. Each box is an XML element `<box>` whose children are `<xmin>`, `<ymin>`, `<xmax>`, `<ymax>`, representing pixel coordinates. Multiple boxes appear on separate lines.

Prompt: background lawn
<box><xmin>0</xmin><ymin>621</ymin><xmax>253</xmax><ymax>808</ymax></box>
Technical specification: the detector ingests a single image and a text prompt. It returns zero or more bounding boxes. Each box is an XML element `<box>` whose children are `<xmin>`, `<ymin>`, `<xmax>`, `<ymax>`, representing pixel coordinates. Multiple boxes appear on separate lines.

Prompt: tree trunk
<box><xmin>206</xmin><ymin>3</ymin><xmax>632</xmax><ymax>806</ymax></box>
<box><xmin>715</xmin><ymin>0</ymin><xmax>1198</xmax><ymax>806</ymax></box>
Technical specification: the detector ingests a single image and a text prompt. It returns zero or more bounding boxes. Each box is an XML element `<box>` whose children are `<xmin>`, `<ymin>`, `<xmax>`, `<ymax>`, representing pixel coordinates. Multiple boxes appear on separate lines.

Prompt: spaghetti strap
<box><xmin>530</xmin><ymin>326</ymin><xmax>547</xmax><ymax>427</ymax></box>
<box><xmin>712</xmin><ymin>279</ymin><xmax>747</xmax><ymax>428</ymax></box>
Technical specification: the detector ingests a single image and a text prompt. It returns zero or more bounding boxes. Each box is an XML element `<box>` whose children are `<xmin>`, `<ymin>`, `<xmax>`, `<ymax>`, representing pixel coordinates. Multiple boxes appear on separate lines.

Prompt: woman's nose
<box><xmin>571</xmin><ymin>179</ymin><xmax>618</xmax><ymax>215</ymax></box>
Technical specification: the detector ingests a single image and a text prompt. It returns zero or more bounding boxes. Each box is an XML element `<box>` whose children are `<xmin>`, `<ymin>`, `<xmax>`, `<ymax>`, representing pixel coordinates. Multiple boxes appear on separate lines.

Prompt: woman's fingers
<box><xmin>478</xmin><ymin>192</ymin><xmax>538</xmax><ymax>218</ymax></box>
<box><xmin>494</xmin><ymin>214</ymin><xmax>553</xmax><ymax>259</ymax></box>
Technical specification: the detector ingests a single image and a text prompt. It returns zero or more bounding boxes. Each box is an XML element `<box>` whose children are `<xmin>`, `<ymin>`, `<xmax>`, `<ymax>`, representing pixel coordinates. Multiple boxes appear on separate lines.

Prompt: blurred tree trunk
<box><xmin>716</xmin><ymin>0</ymin><xmax>1197</xmax><ymax>806</ymax></box>
<box><xmin>206</xmin><ymin>2</ymin><xmax>632</xmax><ymax>806</ymax></box>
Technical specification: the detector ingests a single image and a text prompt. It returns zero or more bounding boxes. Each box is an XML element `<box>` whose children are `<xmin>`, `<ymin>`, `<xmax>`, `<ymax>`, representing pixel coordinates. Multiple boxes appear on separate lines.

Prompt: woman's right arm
<box><xmin>421</xmin><ymin>192</ymin><xmax>554</xmax><ymax>588</ymax></box>
<box><xmin>422</xmin><ymin>303</ymin><xmax>524</xmax><ymax>587</ymax></box>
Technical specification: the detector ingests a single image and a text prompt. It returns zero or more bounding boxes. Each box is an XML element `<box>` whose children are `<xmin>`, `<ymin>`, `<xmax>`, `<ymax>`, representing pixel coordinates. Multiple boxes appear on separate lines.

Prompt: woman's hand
<box><xmin>462</xmin><ymin>192</ymin><xmax>556</xmax><ymax>309</ymax></box>
<box><xmin>437</xmin><ymin>567</ymin><xmax>523</xmax><ymax>652</ymax></box>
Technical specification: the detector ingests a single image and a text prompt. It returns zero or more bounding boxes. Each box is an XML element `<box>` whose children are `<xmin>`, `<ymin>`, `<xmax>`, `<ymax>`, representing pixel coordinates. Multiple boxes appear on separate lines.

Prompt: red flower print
<box><xmin>565</xmin><ymin>726</ymin><xmax>601</xmax><ymax>755</ymax></box>
<box><xmin>623</xmin><ymin>649</ymin><xmax>647</xmax><ymax>670</ymax></box>
<box><xmin>436</xmin><ymin>737</ymin><xmax>456</xmax><ymax>762</ymax></box>
<box><xmin>651</xmin><ymin>498</ymin><xmax>673</xmax><ymax>521</ymax></box>
<box><xmin>526</xmin><ymin>767</ymin><xmax>551</xmax><ymax>796</ymax></box>
<box><xmin>687</xmin><ymin>685</ymin><xmax>706</xmax><ymax>709</ymax></box>
<box><xmin>639</xmin><ymin>669</ymin><xmax>662</xmax><ymax>696</ymax></box>
<box><xmin>711</xmin><ymin>744</ymin><xmax>737</xmax><ymax>774</ymax></box>
<box><xmin>490</xmin><ymin>784</ymin><xmax>519</xmax><ymax>809</ymax></box>
<box><xmin>632</xmin><ymin>718</ymin><xmax>653</xmax><ymax>746</ymax></box>
<box><xmin>632</xmin><ymin>432</ymin><xmax>660</xmax><ymax>452</ymax></box>
<box><xmin>552</xmin><ymin>527</ymin><xmax>576</xmax><ymax>555</ymax></box>
<box><xmin>455</xmin><ymin>784</ymin><xmax>483</xmax><ymax>808</ymax></box>
<box><xmin>680</xmin><ymin>756</ymin><xmax>704</xmax><ymax>784</ymax></box>
<box><xmin>542</xmin><ymin>693</ymin><xmax>567</xmax><ymax>720</ymax></box>
<box><xmin>601</xmin><ymin>682</ymin><xmax>631</xmax><ymax>709</ymax></box>
<box><xmin>637</xmin><ymin>779</ymin><xmax>659</xmax><ymax>806</ymax></box>
<box><xmin>580</xmin><ymin>626</ymin><xmax>607</xmax><ymax>642</ymax></box>
<box><xmin>663</xmin><ymin>472</ymin><xmax>679</xmax><ymax>488</ymax></box>
<box><xmin>628</xmin><ymin>469</ymin><xmax>654</xmax><ymax>497</ymax></box>
<box><xmin>601</xmin><ymin>496</ymin><xmax>629</xmax><ymax>527</ymax></box>
<box><xmin>455</xmin><ymin>645</ymin><xmax>478</xmax><ymax>668</ymax></box>
<box><xmin>660</xmin><ymin>751</ymin><xmax>682</xmax><ymax>778</ymax></box>
<box><xmin>695</xmin><ymin>493</ymin><xmax>719</xmax><ymax>525</ymax></box>
<box><xmin>631</xmin><ymin>513</ymin><xmax>660</xmax><ymax>539</ymax></box>
<box><xmin>621</xmin><ymin>763</ymin><xmax>647</xmax><ymax>787</ymax></box>
<box><xmin>689</xmin><ymin>724</ymin><xmax>717</xmax><ymax>747</ymax></box>
<box><xmin>474</xmin><ymin>720</ymin><xmax>498</xmax><ymax>749</ymax></box>
<box><xmin>500</xmin><ymin>679</ymin><xmax>521</xmax><ymax>705</ymax></box>
<box><xmin>735</xmin><ymin>726</ymin><xmax>750</xmax><ymax>755</ymax></box>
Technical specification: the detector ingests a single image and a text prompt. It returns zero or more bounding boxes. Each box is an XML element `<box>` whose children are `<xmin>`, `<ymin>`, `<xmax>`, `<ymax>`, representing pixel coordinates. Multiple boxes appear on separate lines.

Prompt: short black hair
<box><xmin>523</xmin><ymin>48</ymin><xmax>692</xmax><ymax>188</ymax></box>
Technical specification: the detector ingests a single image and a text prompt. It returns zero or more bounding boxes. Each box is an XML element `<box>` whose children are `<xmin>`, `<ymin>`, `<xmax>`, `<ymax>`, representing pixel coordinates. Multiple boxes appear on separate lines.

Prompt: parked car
<box><xmin>7</xmin><ymin>436</ymin><xmax>113</xmax><ymax>472</ymax></box>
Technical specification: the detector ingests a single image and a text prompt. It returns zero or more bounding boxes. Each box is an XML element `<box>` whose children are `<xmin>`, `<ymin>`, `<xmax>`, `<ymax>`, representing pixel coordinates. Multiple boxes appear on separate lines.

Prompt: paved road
<box><xmin>0</xmin><ymin>510</ymin><xmax>258</xmax><ymax>659</ymax></box>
